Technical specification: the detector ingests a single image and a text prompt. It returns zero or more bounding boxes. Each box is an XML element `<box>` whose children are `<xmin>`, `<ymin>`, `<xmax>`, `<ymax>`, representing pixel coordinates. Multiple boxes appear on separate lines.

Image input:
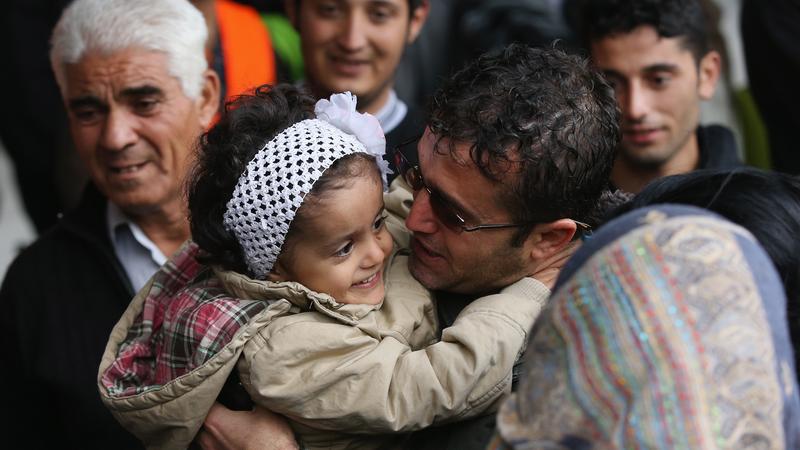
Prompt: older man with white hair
<box><xmin>0</xmin><ymin>0</ymin><xmax>220</xmax><ymax>448</ymax></box>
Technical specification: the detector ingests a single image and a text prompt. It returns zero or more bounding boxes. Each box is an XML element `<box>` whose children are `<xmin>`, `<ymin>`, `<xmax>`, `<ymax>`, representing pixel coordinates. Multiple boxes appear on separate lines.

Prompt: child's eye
<box><xmin>334</xmin><ymin>241</ymin><xmax>354</xmax><ymax>257</ymax></box>
<box><xmin>372</xmin><ymin>213</ymin><xmax>387</xmax><ymax>231</ymax></box>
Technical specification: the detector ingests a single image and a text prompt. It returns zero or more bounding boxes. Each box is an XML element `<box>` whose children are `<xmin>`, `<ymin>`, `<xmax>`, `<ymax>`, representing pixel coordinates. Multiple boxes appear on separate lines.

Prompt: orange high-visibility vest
<box><xmin>215</xmin><ymin>0</ymin><xmax>278</xmax><ymax>100</ymax></box>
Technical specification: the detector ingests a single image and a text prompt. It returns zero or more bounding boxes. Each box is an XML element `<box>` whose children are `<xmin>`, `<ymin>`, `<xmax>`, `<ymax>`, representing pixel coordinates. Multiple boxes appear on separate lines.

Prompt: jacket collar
<box><xmin>58</xmin><ymin>183</ymin><xmax>135</xmax><ymax>296</ymax></box>
<box><xmin>214</xmin><ymin>266</ymin><xmax>385</xmax><ymax>326</ymax></box>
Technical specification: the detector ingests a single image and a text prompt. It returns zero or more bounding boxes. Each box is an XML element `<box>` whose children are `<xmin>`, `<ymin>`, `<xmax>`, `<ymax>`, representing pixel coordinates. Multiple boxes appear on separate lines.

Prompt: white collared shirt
<box><xmin>297</xmin><ymin>83</ymin><xmax>408</xmax><ymax>134</ymax></box>
<box><xmin>372</xmin><ymin>89</ymin><xmax>408</xmax><ymax>134</ymax></box>
<box><xmin>106</xmin><ymin>201</ymin><xmax>167</xmax><ymax>292</ymax></box>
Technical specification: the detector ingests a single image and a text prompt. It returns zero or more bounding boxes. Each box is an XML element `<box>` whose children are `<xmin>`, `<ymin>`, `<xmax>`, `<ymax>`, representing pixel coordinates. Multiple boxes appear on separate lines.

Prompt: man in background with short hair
<box><xmin>284</xmin><ymin>0</ymin><xmax>430</xmax><ymax>170</ymax></box>
<box><xmin>579</xmin><ymin>0</ymin><xmax>740</xmax><ymax>194</ymax></box>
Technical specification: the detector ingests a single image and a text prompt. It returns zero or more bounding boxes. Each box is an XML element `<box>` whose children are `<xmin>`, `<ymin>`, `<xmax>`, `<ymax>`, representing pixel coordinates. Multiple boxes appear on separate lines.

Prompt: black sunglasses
<box><xmin>393</xmin><ymin>136</ymin><xmax>592</xmax><ymax>236</ymax></box>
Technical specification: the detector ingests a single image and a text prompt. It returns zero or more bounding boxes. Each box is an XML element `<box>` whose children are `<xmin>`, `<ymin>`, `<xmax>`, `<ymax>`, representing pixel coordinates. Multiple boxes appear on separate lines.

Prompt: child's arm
<box><xmin>383</xmin><ymin>176</ymin><xmax>413</xmax><ymax>248</ymax></box>
<box><xmin>238</xmin><ymin>271</ymin><xmax>549</xmax><ymax>433</ymax></box>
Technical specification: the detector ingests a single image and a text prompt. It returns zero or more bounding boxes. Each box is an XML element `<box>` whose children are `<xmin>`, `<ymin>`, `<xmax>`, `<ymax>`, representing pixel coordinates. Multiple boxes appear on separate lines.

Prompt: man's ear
<box><xmin>406</xmin><ymin>0</ymin><xmax>430</xmax><ymax>44</ymax></box>
<box><xmin>284</xmin><ymin>0</ymin><xmax>299</xmax><ymax>29</ymax></box>
<box><xmin>525</xmin><ymin>219</ymin><xmax>578</xmax><ymax>262</ymax></box>
<box><xmin>197</xmin><ymin>69</ymin><xmax>221</xmax><ymax>129</ymax></box>
<box><xmin>697</xmin><ymin>50</ymin><xmax>721</xmax><ymax>101</ymax></box>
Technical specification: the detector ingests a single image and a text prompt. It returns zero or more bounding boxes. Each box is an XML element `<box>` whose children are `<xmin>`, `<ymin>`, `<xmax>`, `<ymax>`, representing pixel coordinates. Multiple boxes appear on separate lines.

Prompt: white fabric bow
<box><xmin>315</xmin><ymin>92</ymin><xmax>392</xmax><ymax>188</ymax></box>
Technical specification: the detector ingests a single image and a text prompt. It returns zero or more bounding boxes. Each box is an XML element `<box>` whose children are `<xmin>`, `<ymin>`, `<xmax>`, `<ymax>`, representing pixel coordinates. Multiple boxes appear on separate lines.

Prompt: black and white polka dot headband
<box><xmin>222</xmin><ymin>92</ymin><xmax>391</xmax><ymax>279</ymax></box>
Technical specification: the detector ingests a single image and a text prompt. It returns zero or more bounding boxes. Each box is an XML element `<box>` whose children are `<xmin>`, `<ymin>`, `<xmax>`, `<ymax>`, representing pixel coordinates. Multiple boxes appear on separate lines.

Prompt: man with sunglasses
<box><xmin>196</xmin><ymin>44</ymin><xmax>620</xmax><ymax>450</ymax></box>
<box><xmin>382</xmin><ymin>43</ymin><xmax>620</xmax><ymax>449</ymax></box>
<box><xmin>390</xmin><ymin>43</ymin><xmax>618</xmax><ymax>299</ymax></box>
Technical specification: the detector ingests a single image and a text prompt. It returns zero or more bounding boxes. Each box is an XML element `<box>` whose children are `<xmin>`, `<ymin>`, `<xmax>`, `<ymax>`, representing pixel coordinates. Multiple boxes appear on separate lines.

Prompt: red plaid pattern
<box><xmin>101</xmin><ymin>242</ymin><xmax>268</xmax><ymax>397</ymax></box>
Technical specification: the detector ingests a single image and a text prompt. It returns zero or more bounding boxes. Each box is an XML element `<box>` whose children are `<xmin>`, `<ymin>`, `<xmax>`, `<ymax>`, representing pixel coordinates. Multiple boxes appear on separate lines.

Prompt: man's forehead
<box><xmin>64</xmin><ymin>48</ymin><xmax>178</xmax><ymax>96</ymax></box>
<box><xmin>304</xmin><ymin>0</ymin><xmax>406</xmax><ymax>7</ymax></box>
<box><xmin>419</xmin><ymin>130</ymin><xmax>514</xmax><ymax>219</ymax></box>
<box><xmin>592</xmin><ymin>26</ymin><xmax>693</xmax><ymax>64</ymax></box>
<box><xmin>423</xmin><ymin>130</ymin><xmax>522</xmax><ymax>177</ymax></box>
<box><xmin>421</xmin><ymin>130</ymin><xmax>472</xmax><ymax>165</ymax></box>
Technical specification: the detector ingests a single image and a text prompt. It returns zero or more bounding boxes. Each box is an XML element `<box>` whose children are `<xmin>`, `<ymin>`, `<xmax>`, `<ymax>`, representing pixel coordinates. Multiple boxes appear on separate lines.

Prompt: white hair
<box><xmin>50</xmin><ymin>0</ymin><xmax>208</xmax><ymax>98</ymax></box>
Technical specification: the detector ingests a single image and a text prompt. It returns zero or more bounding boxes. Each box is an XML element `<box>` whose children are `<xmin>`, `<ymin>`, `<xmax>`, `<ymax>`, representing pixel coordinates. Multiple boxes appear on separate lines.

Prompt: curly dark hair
<box><xmin>186</xmin><ymin>83</ymin><xmax>378</xmax><ymax>275</ymax></box>
<box><xmin>578</xmin><ymin>0</ymin><xmax>711</xmax><ymax>63</ymax></box>
<box><xmin>428</xmin><ymin>43</ymin><xmax>620</xmax><ymax>245</ymax></box>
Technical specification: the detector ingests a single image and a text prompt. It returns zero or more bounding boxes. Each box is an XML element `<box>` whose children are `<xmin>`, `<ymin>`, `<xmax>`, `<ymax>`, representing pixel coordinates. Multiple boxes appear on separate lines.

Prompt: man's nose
<box><xmin>336</xmin><ymin>12</ymin><xmax>368</xmax><ymax>51</ymax></box>
<box><xmin>99</xmin><ymin>109</ymin><xmax>138</xmax><ymax>151</ymax></box>
<box><xmin>622</xmin><ymin>81</ymin><xmax>650</xmax><ymax>122</ymax></box>
<box><xmin>405</xmin><ymin>189</ymin><xmax>438</xmax><ymax>235</ymax></box>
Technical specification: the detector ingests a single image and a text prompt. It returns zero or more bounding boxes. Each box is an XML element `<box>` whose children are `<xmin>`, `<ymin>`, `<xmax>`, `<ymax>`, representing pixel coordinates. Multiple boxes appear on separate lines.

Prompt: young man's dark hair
<box><xmin>578</xmin><ymin>0</ymin><xmax>711</xmax><ymax>63</ymax></box>
<box><xmin>428</xmin><ymin>43</ymin><xmax>620</xmax><ymax>245</ymax></box>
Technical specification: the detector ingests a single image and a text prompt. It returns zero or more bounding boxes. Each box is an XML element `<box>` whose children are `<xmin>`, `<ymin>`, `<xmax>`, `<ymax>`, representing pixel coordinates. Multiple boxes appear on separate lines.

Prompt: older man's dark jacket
<box><xmin>0</xmin><ymin>185</ymin><xmax>141</xmax><ymax>449</ymax></box>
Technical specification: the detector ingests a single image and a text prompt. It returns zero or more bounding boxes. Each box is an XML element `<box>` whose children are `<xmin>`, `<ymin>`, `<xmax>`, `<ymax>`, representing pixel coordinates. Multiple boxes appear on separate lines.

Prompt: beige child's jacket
<box><xmin>98</xmin><ymin>180</ymin><xmax>550</xmax><ymax>449</ymax></box>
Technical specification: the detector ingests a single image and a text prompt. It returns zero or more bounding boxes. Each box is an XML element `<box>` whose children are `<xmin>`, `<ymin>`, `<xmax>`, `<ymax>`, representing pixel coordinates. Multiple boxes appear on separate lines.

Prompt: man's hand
<box><xmin>529</xmin><ymin>240</ymin><xmax>581</xmax><ymax>289</ymax></box>
<box><xmin>196</xmin><ymin>403</ymin><xmax>299</xmax><ymax>450</ymax></box>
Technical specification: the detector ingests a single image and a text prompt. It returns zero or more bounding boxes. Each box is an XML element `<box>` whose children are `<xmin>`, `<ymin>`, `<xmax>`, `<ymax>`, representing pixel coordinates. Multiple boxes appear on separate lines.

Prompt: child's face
<box><xmin>270</xmin><ymin>176</ymin><xmax>393</xmax><ymax>305</ymax></box>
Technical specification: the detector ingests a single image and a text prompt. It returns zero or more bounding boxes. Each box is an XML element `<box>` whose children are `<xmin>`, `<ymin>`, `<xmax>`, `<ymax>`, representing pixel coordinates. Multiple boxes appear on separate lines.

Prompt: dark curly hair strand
<box><xmin>428</xmin><ymin>43</ymin><xmax>620</xmax><ymax>245</ymax></box>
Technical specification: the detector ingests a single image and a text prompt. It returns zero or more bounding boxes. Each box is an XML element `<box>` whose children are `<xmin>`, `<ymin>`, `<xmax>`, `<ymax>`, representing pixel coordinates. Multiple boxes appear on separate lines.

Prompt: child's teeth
<box><xmin>358</xmin><ymin>273</ymin><xmax>376</xmax><ymax>285</ymax></box>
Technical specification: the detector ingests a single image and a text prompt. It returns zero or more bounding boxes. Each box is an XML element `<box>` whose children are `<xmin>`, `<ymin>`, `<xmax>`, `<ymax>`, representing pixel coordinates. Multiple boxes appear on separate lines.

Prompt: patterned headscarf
<box><xmin>492</xmin><ymin>204</ymin><xmax>800</xmax><ymax>450</ymax></box>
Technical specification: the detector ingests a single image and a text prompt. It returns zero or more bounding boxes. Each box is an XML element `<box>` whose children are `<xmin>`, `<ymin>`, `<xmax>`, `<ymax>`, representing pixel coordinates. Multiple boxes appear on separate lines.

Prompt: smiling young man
<box><xmin>284</xmin><ymin>0</ymin><xmax>430</xmax><ymax>171</ymax></box>
<box><xmin>579</xmin><ymin>0</ymin><xmax>741</xmax><ymax>194</ymax></box>
<box><xmin>0</xmin><ymin>0</ymin><xmax>220</xmax><ymax>448</ymax></box>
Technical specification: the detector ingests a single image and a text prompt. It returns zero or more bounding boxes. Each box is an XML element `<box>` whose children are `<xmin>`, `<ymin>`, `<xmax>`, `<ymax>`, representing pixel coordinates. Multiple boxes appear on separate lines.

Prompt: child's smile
<box><xmin>270</xmin><ymin>174</ymin><xmax>392</xmax><ymax>305</ymax></box>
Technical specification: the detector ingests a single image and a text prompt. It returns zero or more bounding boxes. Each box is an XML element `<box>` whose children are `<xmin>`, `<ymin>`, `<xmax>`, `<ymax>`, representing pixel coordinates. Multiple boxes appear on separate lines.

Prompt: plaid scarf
<box><xmin>101</xmin><ymin>242</ymin><xmax>268</xmax><ymax>396</ymax></box>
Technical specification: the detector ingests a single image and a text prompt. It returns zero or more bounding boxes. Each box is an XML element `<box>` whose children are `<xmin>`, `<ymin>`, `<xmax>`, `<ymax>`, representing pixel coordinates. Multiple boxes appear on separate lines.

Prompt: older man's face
<box><xmin>63</xmin><ymin>48</ymin><xmax>216</xmax><ymax>216</ymax></box>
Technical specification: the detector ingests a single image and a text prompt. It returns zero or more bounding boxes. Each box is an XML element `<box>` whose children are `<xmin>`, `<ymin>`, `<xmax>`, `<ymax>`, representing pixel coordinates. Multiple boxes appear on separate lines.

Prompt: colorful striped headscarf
<box><xmin>492</xmin><ymin>204</ymin><xmax>800</xmax><ymax>449</ymax></box>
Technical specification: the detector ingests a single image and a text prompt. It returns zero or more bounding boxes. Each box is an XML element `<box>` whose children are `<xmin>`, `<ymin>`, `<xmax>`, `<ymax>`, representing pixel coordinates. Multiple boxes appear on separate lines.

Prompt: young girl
<box><xmin>98</xmin><ymin>85</ymin><xmax>548</xmax><ymax>450</ymax></box>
